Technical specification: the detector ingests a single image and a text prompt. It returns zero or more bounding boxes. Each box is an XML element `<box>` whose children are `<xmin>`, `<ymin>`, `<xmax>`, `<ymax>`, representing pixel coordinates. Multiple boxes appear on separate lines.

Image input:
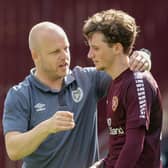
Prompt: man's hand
<box><xmin>4</xmin><ymin>111</ymin><xmax>75</xmax><ymax>160</ymax></box>
<box><xmin>46</xmin><ymin>111</ymin><xmax>75</xmax><ymax>134</ymax></box>
<box><xmin>89</xmin><ymin>159</ymin><xmax>104</xmax><ymax>168</ymax></box>
<box><xmin>129</xmin><ymin>50</ymin><xmax>151</xmax><ymax>72</ymax></box>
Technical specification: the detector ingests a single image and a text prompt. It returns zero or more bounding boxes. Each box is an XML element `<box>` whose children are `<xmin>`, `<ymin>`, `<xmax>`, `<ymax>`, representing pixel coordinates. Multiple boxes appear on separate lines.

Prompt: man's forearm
<box><xmin>5</xmin><ymin>119</ymin><xmax>50</xmax><ymax>160</ymax></box>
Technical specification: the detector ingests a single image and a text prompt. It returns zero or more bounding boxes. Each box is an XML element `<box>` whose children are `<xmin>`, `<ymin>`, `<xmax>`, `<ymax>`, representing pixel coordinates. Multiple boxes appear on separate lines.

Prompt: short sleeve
<box><xmin>79</xmin><ymin>67</ymin><xmax>112</xmax><ymax>99</ymax></box>
<box><xmin>2</xmin><ymin>87</ymin><xmax>30</xmax><ymax>134</ymax></box>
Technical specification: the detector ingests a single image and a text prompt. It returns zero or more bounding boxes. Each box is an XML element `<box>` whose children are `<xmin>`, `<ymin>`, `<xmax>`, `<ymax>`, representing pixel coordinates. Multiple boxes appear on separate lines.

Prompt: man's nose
<box><xmin>61</xmin><ymin>50</ymin><xmax>69</xmax><ymax>59</ymax></box>
<box><xmin>88</xmin><ymin>49</ymin><xmax>94</xmax><ymax>59</ymax></box>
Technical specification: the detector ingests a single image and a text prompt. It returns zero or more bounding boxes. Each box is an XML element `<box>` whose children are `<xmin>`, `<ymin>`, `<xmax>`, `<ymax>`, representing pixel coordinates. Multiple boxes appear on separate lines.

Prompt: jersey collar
<box><xmin>28</xmin><ymin>68</ymin><xmax>75</xmax><ymax>93</ymax></box>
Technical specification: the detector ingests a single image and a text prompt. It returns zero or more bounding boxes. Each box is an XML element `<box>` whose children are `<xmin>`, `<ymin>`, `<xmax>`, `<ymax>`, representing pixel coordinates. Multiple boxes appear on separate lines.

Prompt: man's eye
<box><xmin>49</xmin><ymin>50</ymin><xmax>60</xmax><ymax>54</ymax></box>
<box><xmin>53</xmin><ymin>50</ymin><xmax>60</xmax><ymax>54</ymax></box>
<box><xmin>93</xmin><ymin>47</ymin><xmax>99</xmax><ymax>50</ymax></box>
<box><xmin>64</xmin><ymin>47</ymin><xmax>69</xmax><ymax>52</ymax></box>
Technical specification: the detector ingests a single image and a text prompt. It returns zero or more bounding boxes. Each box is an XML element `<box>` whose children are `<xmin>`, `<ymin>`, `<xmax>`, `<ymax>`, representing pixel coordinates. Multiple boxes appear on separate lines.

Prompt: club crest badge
<box><xmin>112</xmin><ymin>96</ymin><xmax>118</xmax><ymax>112</ymax></box>
<box><xmin>71</xmin><ymin>87</ymin><xmax>83</xmax><ymax>103</ymax></box>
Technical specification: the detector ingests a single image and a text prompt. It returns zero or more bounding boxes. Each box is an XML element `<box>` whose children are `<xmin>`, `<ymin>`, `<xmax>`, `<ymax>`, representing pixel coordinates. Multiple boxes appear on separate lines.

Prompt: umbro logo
<box><xmin>34</xmin><ymin>103</ymin><xmax>46</xmax><ymax>112</ymax></box>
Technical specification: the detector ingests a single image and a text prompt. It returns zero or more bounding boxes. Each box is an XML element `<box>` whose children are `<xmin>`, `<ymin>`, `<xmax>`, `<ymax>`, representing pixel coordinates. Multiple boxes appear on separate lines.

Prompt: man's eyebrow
<box><xmin>87</xmin><ymin>41</ymin><xmax>97</xmax><ymax>47</ymax></box>
<box><xmin>48</xmin><ymin>48</ymin><xmax>60</xmax><ymax>54</ymax></box>
<box><xmin>90</xmin><ymin>44</ymin><xmax>99</xmax><ymax>48</ymax></box>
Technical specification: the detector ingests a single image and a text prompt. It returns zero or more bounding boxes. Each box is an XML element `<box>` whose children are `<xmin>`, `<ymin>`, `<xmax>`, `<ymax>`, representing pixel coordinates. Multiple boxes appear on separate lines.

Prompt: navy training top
<box><xmin>3</xmin><ymin>66</ymin><xmax>111</xmax><ymax>168</ymax></box>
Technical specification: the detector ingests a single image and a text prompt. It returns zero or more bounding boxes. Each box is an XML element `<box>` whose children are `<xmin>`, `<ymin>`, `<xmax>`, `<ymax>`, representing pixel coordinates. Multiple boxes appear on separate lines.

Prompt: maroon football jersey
<box><xmin>105</xmin><ymin>69</ymin><xmax>162</xmax><ymax>168</ymax></box>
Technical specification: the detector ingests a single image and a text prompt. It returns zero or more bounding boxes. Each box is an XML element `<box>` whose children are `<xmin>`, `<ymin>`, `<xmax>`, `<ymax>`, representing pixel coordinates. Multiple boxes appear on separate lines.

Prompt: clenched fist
<box><xmin>46</xmin><ymin>111</ymin><xmax>75</xmax><ymax>134</ymax></box>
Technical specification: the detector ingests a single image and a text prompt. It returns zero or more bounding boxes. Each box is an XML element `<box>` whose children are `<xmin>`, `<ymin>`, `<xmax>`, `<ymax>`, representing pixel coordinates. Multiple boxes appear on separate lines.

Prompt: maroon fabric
<box><xmin>105</xmin><ymin>69</ymin><xmax>162</xmax><ymax>168</ymax></box>
<box><xmin>115</xmin><ymin>128</ymin><xmax>145</xmax><ymax>168</ymax></box>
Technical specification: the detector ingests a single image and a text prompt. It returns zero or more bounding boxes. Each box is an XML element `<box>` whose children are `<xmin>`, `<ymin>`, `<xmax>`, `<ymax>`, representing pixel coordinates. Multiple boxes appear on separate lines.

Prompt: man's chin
<box><xmin>95</xmin><ymin>66</ymin><xmax>104</xmax><ymax>71</ymax></box>
<box><xmin>61</xmin><ymin>68</ymin><xmax>69</xmax><ymax>74</ymax></box>
<box><xmin>62</xmin><ymin>71</ymin><xmax>69</xmax><ymax>77</ymax></box>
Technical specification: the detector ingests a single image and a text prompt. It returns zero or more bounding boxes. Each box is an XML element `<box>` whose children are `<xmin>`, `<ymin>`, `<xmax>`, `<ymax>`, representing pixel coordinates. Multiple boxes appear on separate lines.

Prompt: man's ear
<box><xmin>31</xmin><ymin>50</ymin><xmax>39</xmax><ymax>62</ymax></box>
<box><xmin>112</xmin><ymin>43</ymin><xmax>123</xmax><ymax>54</ymax></box>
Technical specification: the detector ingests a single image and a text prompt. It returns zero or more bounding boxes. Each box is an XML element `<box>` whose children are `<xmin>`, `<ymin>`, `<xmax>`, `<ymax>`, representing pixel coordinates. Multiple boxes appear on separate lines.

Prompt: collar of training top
<box><xmin>28</xmin><ymin>68</ymin><xmax>75</xmax><ymax>93</ymax></box>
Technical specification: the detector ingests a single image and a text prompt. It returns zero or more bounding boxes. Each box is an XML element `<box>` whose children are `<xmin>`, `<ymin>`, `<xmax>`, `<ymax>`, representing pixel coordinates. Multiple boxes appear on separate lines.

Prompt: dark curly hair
<box><xmin>83</xmin><ymin>9</ymin><xmax>139</xmax><ymax>54</ymax></box>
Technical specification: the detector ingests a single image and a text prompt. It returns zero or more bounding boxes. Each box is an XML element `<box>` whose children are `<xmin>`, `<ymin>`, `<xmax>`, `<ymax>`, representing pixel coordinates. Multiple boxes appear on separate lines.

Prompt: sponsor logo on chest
<box><xmin>107</xmin><ymin>118</ymin><xmax>124</xmax><ymax>135</ymax></box>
